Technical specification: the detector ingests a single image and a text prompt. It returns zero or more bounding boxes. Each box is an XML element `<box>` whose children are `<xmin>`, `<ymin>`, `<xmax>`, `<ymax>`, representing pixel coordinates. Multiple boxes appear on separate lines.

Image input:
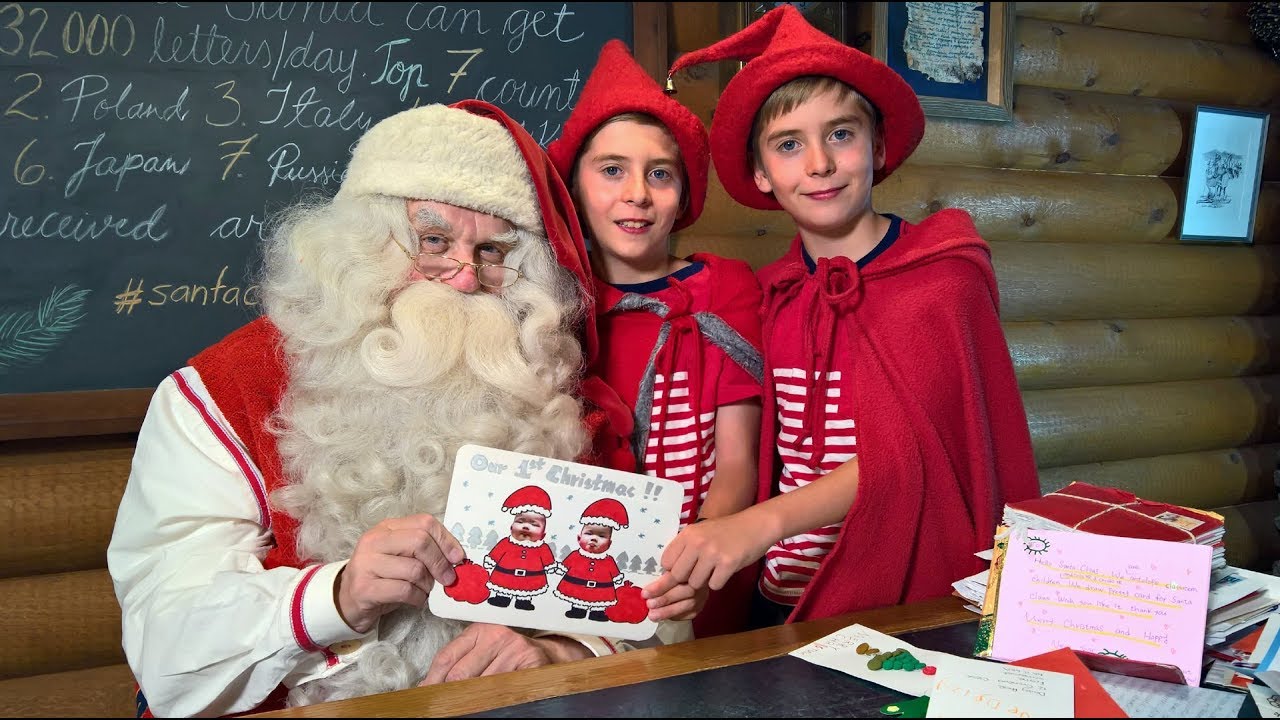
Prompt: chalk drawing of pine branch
<box><xmin>0</xmin><ymin>284</ymin><xmax>91</xmax><ymax>372</ymax></box>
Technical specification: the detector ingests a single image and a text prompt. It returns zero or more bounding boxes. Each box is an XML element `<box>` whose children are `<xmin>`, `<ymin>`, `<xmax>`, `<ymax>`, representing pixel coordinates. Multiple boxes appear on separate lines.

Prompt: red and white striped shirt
<box><xmin>759</xmin><ymin>367</ymin><xmax>858</xmax><ymax>605</ymax></box>
<box><xmin>644</xmin><ymin>371</ymin><xmax>718</xmax><ymax>524</ymax></box>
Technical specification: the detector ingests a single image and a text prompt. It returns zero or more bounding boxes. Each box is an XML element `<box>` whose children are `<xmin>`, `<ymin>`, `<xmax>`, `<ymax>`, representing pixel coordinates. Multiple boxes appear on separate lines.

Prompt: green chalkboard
<box><xmin>0</xmin><ymin>1</ymin><xmax>648</xmax><ymax>436</ymax></box>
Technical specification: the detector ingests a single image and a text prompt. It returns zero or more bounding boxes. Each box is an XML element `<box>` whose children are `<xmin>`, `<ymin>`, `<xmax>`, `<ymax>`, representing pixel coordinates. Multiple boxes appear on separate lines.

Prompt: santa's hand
<box><xmin>648</xmin><ymin>514</ymin><xmax>767</xmax><ymax>593</ymax></box>
<box><xmin>643</xmin><ymin>581</ymin><xmax>707</xmax><ymax>622</ymax></box>
<box><xmin>336</xmin><ymin>514</ymin><xmax>465</xmax><ymax>633</ymax></box>
<box><xmin>419</xmin><ymin>624</ymin><xmax>590</xmax><ymax>685</ymax></box>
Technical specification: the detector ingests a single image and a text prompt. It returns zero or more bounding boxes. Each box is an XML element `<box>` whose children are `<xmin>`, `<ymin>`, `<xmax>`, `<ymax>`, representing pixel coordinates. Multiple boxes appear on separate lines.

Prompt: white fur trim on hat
<box><xmin>580</xmin><ymin>515</ymin><xmax>626</xmax><ymax>531</ymax></box>
<box><xmin>507</xmin><ymin>504</ymin><xmax>552</xmax><ymax>518</ymax></box>
<box><xmin>337</xmin><ymin>104</ymin><xmax>540</xmax><ymax>232</ymax></box>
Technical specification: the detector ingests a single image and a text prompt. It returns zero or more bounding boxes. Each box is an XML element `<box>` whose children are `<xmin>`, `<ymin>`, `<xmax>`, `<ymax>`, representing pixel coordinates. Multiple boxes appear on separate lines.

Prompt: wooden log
<box><xmin>1213</xmin><ymin>500</ymin><xmax>1280</xmax><ymax>570</ymax></box>
<box><xmin>1014</xmin><ymin>17</ymin><xmax>1280</xmax><ymax>106</ymax></box>
<box><xmin>910</xmin><ymin>87</ymin><xmax>1181</xmax><ymax>176</ymax></box>
<box><xmin>0</xmin><ymin>437</ymin><xmax>132</xmax><ymax>578</ymax></box>
<box><xmin>693</xmin><ymin>165</ymin><xmax>1177</xmax><ymax>246</ymax></box>
<box><xmin>0</xmin><ymin>569</ymin><xmax>124</xmax><ymax>680</ymax></box>
<box><xmin>1023</xmin><ymin>376</ymin><xmax>1280</xmax><ymax>468</ymax></box>
<box><xmin>0</xmin><ymin>663</ymin><xmax>135</xmax><ymax>718</ymax></box>
<box><xmin>875</xmin><ymin>165</ymin><xmax>1177</xmax><ymax>242</ymax></box>
<box><xmin>993</xmin><ymin>242</ymin><xmax>1280</xmax><ymax>321</ymax></box>
<box><xmin>1006</xmin><ymin>316</ymin><xmax>1280</xmax><ymax>390</ymax></box>
<box><xmin>689</xmin><ymin>172</ymin><xmax>1273</xmax><ymax>249</ymax></box>
<box><xmin>1036</xmin><ymin>444</ymin><xmax>1280</xmax><ymax>508</ymax></box>
<box><xmin>1016</xmin><ymin>2</ymin><xmax>1254</xmax><ymax>45</ymax></box>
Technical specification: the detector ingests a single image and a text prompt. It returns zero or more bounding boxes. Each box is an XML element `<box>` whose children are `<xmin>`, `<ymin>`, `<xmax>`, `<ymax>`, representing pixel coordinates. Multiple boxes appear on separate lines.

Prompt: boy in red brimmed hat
<box><xmin>548</xmin><ymin>40</ymin><xmax>765</xmax><ymax>636</ymax></box>
<box><xmin>644</xmin><ymin>6</ymin><xmax>1040</xmax><ymax>627</ymax></box>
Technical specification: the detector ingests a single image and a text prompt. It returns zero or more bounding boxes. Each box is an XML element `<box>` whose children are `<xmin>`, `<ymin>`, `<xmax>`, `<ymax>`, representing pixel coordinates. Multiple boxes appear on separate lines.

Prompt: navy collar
<box><xmin>610</xmin><ymin>261</ymin><xmax>706</xmax><ymax>294</ymax></box>
<box><xmin>802</xmin><ymin>214</ymin><xmax>902</xmax><ymax>273</ymax></box>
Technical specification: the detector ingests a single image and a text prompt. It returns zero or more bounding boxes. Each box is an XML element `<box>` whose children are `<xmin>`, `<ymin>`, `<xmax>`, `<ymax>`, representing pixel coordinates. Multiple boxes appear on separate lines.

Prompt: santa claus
<box><xmin>106</xmin><ymin>100</ymin><xmax>656</xmax><ymax>717</ymax></box>
<box><xmin>485</xmin><ymin>486</ymin><xmax>558</xmax><ymax>609</ymax></box>
<box><xmin>554</xmin><ymin>498</ymin><xmax>631</xmax><ymax>621</ymax></box>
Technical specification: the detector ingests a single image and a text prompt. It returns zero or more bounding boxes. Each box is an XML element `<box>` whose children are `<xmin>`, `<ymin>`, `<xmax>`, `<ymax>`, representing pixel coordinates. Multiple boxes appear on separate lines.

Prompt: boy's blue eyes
<box><xmin>599</xmin><ymin>166</ymin><xmax>676</xmax><ymax>182</ymax></box>
<box><xmin>775</xmin><ymin>129</ymin><xmax>854</xmax><ymax>152</ymax></box>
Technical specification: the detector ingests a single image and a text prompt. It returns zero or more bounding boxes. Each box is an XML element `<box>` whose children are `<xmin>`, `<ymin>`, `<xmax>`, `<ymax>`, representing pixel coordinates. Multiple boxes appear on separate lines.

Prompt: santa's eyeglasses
<box><xmin>395</xmin><ymin>245</ymin><xmax>523</xmax><ymax>289</ymax></box>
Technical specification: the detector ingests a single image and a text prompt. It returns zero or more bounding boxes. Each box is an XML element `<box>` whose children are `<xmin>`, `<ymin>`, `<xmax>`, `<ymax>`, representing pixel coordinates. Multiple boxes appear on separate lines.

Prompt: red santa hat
<box><xmin>501</xmin><ymin>485</ymin><xmax>553</xmax><ymax>518</ymax></box>
<box><xmin>546</xmin><ymin>39</ymin><xmax>709</xmax><ymax>231</ymax></box>
<box><xmin>336</xmin><ymin>100</ymin><xmax>600</xmax><ymax>365</ymax></box>
<box><xmin>666</xmin><ymin>4</ymin><xmax>925</xmax><ymax>210</ymax></box>
<box><xmin>579</xmin><ymin>498</ymin><xmax>629</xmax><ymax>531</ymax></box>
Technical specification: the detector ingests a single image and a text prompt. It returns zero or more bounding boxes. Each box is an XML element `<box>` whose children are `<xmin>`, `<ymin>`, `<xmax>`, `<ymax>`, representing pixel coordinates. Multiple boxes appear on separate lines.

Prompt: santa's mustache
<box><xmin>360</xmin><ymin>280</ymin><xmax>524</xmax><ymax>389</ymax></box>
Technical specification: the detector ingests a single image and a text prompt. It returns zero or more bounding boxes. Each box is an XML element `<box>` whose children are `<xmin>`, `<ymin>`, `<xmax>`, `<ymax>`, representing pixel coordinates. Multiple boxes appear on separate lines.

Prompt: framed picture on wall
<box><xmin>870</xmin><ymin>2</ymin><xmax>1014</xmax><ymax>121</ymax></box>
<box><xmin>740</xmin><ymin>2</ymin><xmax>847</xmax><ymax>43</ymax></box>
<box><xmin>1179</xmin><ymin>106</ymin><xmax>1269</xmax><ymax>244</ymax></box>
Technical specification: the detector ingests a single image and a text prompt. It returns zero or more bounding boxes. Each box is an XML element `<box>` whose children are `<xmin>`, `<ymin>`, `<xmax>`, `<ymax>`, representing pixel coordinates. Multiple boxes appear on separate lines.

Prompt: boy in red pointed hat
<box><xmin>547</xmin><ymin>39</ymin><xmax>765</xmax><ymax>637</ymax></box>
<box><xmin>645</xmin><ymin>5</ymin><xmax>1040</xmax><ymax>627</ymax></box>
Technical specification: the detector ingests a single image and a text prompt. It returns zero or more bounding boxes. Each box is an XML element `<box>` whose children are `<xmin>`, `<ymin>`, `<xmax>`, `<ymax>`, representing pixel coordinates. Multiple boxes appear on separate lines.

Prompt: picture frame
<box><xmin>870</xmin><ymin>2</ymin><xmax>1014</xmax><ymax>122</ymax></box>
<box><xmin>740</xmin><ymin>2</ymin><xmax>847</xmax><ymax>44</ymax></box>
<box><xmin>1179</xmin><ymin>105</ymin><xmax>1269</xmax><ymax>244</ymax></box>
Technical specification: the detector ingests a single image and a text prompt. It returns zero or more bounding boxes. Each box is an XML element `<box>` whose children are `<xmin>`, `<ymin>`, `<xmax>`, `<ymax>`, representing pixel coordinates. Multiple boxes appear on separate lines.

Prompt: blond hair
<box><xmin>750</xmin><ymin>76</ymin><xmax>880</xmax><ymax>159</ymax></box>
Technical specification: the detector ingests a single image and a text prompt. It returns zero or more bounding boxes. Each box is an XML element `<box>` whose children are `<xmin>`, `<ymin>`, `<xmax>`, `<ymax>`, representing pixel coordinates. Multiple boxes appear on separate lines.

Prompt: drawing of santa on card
<box><xmin>429</xmin><ymin>445</ymin><xmax>682</xmax><ymax>641</ymax></box>
<box><xmin>553</xmin><ymin>499</ymin><xmax>629</xmax><ymax>622</ymax></box>
<box><xmin>483</xmin><ymin>486</ymin><xmax>558</xmax><ymax>611</ymax></box>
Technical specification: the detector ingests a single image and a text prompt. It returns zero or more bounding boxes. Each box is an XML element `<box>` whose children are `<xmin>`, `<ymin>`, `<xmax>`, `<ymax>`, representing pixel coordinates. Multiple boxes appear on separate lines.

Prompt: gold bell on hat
<box><xmin>664</xmin><ymin>75</ymin><xmax>676</xmax><ymax>94</ymax></box>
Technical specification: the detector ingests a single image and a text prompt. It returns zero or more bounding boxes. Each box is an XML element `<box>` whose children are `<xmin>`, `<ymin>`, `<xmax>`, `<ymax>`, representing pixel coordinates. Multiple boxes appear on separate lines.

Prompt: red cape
<box><xmin>757</xmin><ymin>209</ymin><xmax>1039</xmax><ymax>623</ymax></box>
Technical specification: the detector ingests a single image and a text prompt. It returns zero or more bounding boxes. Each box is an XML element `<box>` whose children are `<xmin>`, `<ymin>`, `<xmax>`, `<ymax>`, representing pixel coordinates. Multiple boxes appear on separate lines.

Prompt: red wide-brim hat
<box><xmin>548</xmin><ymin>39</ymin><xmax>709</xmax><ymax>231</ymax></box>
<box><xmin>668</xmin><ymin>5</ymin><xmax>925</xmax><ymax>211</ymax></box>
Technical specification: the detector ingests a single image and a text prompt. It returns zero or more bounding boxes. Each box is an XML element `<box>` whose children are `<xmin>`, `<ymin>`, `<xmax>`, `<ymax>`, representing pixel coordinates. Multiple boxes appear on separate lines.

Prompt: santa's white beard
<box><xmin>270</xmin><ymin>279</ymin><xmax>586</xmax><ymax>705</ymax></box>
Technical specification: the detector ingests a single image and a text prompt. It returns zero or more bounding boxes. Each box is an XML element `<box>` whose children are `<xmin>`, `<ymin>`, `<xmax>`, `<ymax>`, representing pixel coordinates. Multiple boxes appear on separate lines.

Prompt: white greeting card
<box><xmin>427</xmin><ymin>444</ymin><xmax>683</xmax><ymax>641</ymax></box>
<box><xmin>925</xmin><ymin>659</ymin><xmax>1073</xmax><ymax>718</ymax></box>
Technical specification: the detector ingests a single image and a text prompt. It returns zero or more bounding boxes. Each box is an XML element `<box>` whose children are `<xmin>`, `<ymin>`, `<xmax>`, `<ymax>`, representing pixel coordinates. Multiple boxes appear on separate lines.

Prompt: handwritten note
<box><xmin>903</xmin><ymin>2</ymin><xmax>985</xmax><ymax>84</ymax></box>
<box><xmin>926</xmin><ymin>659</ymin><xmax>1073</xmax><ymax>718</ymax></box>
<box><xmin>990</xmin><ymin>528</ymin><xmax>1211</xmax><ymax>686</ymax></box>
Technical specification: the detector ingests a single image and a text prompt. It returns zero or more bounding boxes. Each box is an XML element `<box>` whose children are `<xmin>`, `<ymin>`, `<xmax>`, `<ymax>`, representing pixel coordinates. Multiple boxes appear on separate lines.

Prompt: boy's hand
<box><xmin>646</xmin><ymin>514</ymin><xmax>772</xmax><ymax>594</ymax></box>
<box><xmin>643</xmin><ymin>581</ymin><xmax>708</xmax><ymax>622</ymax></box>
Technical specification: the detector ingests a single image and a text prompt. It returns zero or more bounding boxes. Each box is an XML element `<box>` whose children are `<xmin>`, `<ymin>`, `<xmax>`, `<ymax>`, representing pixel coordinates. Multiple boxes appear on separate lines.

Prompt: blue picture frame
<box><xmin>871</xmin><ymin>2</ymin><xmax>1014</xmax><ymax>122</ymax></box>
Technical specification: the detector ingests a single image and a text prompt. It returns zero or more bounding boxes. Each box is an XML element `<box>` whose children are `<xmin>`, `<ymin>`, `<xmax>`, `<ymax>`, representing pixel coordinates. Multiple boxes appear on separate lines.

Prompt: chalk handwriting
<box><xmin>64</xmin><ymin>132</ymin><xmax>191</xmax><ymax>198</ymax></box>
<box><xmin>224</xmin><ymin>2</ymin><xmax>384</xmax><ymax>27</ymax></box>
<box><xmin>61</xmin><ymin>74</ymin><xmax>190</xmax><ymax>123</ymax></box>
<box><xmin>0</xmin><ymin>205</ymin><xmax>170</xmax><ymax>243</ymax></box>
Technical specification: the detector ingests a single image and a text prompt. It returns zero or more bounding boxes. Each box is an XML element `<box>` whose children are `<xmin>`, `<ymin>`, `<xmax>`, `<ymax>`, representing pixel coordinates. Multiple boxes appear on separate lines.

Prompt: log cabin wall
<box><xmin>2</xmin><ymin>3</ymin><xmax>1279</xmax><ymax>716</ymax></box>
<box><xmin>667</xmin><ymin>2</ymin><xmax>1280</xmax><ymax>571</ymax></box>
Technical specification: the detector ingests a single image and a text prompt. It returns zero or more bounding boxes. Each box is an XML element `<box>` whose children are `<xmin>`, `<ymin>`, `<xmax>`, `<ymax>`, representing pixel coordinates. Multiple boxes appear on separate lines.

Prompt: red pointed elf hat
<box><xmin>547</xmin><ymin>40</ymin><xmax>710</xmax><ymax>231</ymax></box>
<box><xmin>502</xmin><ymin>485</ymin><xmax>553</xmax><ymax>517</ymax></box>
<box><xmin>667</xmin><ymin>5</ymin><xmax>925</xmax><ymax>210</ymax></box>
<box><xmin>579</xmin><ymin>498</ymin><xmax>629</xmax><ymax>530</ymax></box>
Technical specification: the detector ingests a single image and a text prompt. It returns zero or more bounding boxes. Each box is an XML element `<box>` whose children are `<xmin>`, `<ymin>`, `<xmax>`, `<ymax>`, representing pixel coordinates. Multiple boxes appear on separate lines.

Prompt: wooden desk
<box><xmin>254</xmin><ymin>595</ymin><xmax>975</xmax><ymax>718</ymax></box>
